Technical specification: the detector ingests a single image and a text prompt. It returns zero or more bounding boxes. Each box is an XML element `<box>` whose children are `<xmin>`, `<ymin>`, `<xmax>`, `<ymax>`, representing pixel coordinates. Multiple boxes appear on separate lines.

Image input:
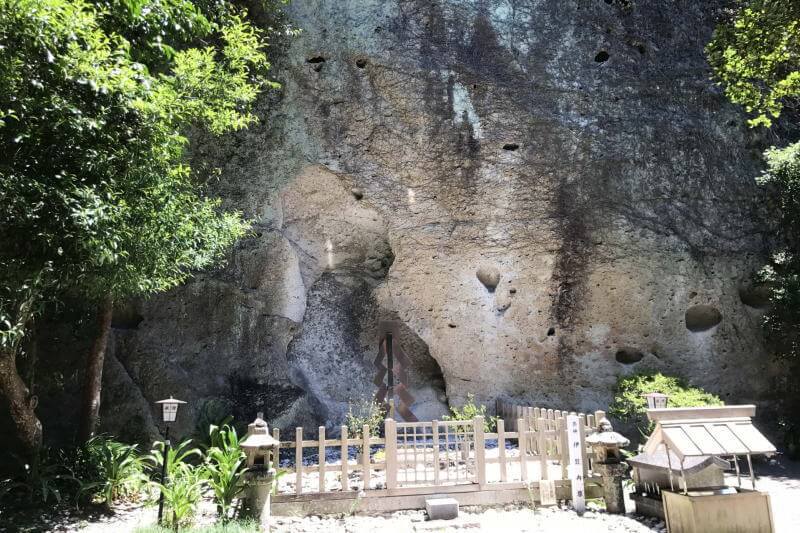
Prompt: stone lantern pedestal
<box><xmin>593</xmin><ymin>462</ymin><xmax>628</xmax><ymax>514</ymax></box>
<box><xmin>245</xmin><ymin>467</ymin><xmax>276</xmax><ymax>527</ymax></box>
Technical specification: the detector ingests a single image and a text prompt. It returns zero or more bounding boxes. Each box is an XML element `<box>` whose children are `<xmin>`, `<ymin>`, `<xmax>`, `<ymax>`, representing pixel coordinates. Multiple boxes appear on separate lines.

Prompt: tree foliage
<box><xmin>0</xmin><ymin>0</ymin><xmax>289</xmax><ymax>453</ymax></box>
<box><xmin>707</xmin><ymin>0</ymin><xmax>800</xmax><ymax>127</ymax></box>
<box><xmin>609</xmin><ymin>372</ymin><xmax>723</xmax><ymax>437</ymax></box>
<box><xmin>707</xmin><ymin>0</ymin><xmax>800</xmax><ymax>456</ymax></box>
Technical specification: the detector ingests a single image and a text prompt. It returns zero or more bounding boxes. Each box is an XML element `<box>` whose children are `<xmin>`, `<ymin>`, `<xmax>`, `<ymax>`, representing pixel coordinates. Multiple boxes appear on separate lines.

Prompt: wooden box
<box><xmin>662</xmin><ymin>487</ymin><xmax>774</xmax><ymax>533</ymax></box>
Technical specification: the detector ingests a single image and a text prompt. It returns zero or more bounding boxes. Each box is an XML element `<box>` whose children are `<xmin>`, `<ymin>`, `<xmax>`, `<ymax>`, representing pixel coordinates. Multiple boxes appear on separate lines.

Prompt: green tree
<box><xmin>0</xmin><ymin>0</ymin><xmax>290</xmax><ymax>458</ymax></box>
<box><xmin>707</xmin><ymin>0</ymin><xmax>800</xmax><ymax>455</ymax></box>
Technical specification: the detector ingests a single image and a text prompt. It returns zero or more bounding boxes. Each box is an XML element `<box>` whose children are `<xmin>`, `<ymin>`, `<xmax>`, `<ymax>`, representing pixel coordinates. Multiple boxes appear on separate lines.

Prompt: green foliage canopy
<box><xmin>0</xmin><ymin>0</ymin><xmax>283</xmax><ymax>347</ymax></box>
<box><xmin>706</xmin><ymin>0</ymin><xmax>800</xmax><ymax>127</ymax></box>
<box><xmin>608</xmin><ymin>372</ymin><xmax>723</xmax><ymax>436</ymax></box>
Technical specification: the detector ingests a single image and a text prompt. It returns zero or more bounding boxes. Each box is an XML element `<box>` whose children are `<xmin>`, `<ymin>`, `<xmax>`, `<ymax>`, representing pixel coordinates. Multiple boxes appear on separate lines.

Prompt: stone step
<box><xmin>425</xmin><ymin>497</ymin><xmax>459</xmax><ymax>520</ymax></box>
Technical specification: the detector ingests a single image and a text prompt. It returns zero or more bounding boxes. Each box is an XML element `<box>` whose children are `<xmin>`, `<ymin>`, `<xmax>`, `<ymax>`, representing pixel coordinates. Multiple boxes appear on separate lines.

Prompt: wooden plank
<box><xmin>362</xmin><ymin>424</ymin><xmax>370</xmax><ymax>490</ymax></box>
<box><xmin>475</xmin><ymin>416</ymin><xmax>486</xmax><ymax>486</ymax></box>
<box><xmin>272</xmin><ymin>427</ymin><xmax>280</xmax><ymax>469</ymax></box>
<box><xmin>295</xmin><ymin>427</ymin><xmax>303</xmax><ymax>495</ymax></box>
<box><xmin>594</xmin><ymin>410</ymin><xmax>606</xmax><ymax>426</ymax></box>
<box><xmin>340</xmin><ymin>426</ymin><xmax>349</xmax><ymax>491</ymax></box>
<box><xmin>647</xmin><ymin>405</ymin><xmax>756</xmax><ymax>423</ymax></box>
<box><xmin>538</xmin><ymin>418</ymin><xmax>548</xmax><ymax>481</ymax></box>
<box><xmin>432</xmin><ymin>420</ymin><xmax>440</xmax><ymax>486</ymax></box>
<box><xmin>318</xmin><ymin>426</ymin><xmax>326</xmax><ymax>493</ymax></box>
<box><xmin>579</xmin><ymin>417</ymin><xmax>588</xmax><ymax>479</ymax></box>
<box><xmin>385</xmin><ymin>419</ymin><xmax>397</xmax><ymax>489</ymax></box>
<box><xmin>558</xmin><ymin>418</ymin><xmax>568</xmax><ymax>480</ymax></box>
<box><xmin>587</xmin><ymin>414</ymin><xmax>595</xmax><ymax>428</ymax></box>
<box><xmin>518</xmin><ymin>418</ymin><xmax>527</xmax><ymax>481</ymax></box>
<box><xmin>498</xmin><ymin>418</ymin><xmax>507</xmax><ymax>483</ymax></box>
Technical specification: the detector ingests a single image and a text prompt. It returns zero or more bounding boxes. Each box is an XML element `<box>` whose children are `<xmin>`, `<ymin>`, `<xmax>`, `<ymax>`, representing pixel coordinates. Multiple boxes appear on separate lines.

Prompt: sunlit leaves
<box><xmin>707</xmin><ymin>0</ymin><xmax>800</xmax><ymax>127</ymax></box>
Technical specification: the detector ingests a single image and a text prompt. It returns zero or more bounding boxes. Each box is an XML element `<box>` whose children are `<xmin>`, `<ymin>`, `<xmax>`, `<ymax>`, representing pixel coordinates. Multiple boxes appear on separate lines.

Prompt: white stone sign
<box><xmin>566</xmin><ymin>414</ymin><xmax>586</xmax><ymax>513</ymax></box>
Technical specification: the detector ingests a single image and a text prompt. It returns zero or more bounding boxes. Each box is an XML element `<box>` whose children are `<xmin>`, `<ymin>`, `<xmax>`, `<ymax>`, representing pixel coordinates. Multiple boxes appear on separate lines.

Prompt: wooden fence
<box><xmin>267</xmin><ymin>399</ymin><xmax>606</xmax><ymax>498</ymax></box>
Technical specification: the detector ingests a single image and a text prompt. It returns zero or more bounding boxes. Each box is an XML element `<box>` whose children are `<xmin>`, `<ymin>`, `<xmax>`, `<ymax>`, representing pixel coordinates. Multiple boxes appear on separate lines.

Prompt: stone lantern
<box><xmin>239</xmin><ymin>413</ymin><xmax>280</xmax><ymax>526</ymax></box>
<box><xmin>586</xmin><ymin>417</ymin><xmax>630</xmax><ymax>514</ymax></box>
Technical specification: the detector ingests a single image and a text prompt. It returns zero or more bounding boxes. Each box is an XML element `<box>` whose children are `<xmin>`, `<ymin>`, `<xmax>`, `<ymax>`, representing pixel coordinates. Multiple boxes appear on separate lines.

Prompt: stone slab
<box><xmin>425</xmin><ymin>497</ymin><xmax>459</xmax><ymax>520</ymax></box>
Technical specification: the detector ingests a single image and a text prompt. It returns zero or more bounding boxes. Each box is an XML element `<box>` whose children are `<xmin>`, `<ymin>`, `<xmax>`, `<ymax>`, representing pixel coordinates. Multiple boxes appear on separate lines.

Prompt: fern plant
<box><xmin>443</xmin><ymin>394</ymin><xmax>498</xmax><ymax>432</ymax></box>
<box><xmin>153</xmin><ymin>462</ymin><xmax>206</xmax><ymax>529</ymax></box>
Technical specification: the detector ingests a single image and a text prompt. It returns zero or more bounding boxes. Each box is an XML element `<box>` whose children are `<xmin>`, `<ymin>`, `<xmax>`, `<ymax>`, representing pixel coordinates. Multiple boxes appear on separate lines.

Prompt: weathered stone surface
<box><xmin>30</xmin><ymin>1</ymin><xmax>784</xmax><ymax>442</ymax></box>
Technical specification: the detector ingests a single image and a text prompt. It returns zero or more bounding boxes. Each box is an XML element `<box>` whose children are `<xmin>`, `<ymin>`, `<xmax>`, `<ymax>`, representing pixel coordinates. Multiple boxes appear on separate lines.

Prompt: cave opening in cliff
<box><xmin>595</xmin><ymin>50</ymin><xmax>610</xmax><ymax>63</ymax></box>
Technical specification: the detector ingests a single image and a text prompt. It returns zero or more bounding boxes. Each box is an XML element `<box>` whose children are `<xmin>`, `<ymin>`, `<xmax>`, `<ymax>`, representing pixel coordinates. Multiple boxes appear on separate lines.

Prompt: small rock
<box><xmin>476</xmin><ymin>265</ymin><xmax>501</xmax><ymax>291</ymax></box>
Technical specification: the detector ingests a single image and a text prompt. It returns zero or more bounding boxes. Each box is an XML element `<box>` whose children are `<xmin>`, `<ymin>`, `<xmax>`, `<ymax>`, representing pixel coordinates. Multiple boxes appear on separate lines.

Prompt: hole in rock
<box><xmin>351</xmin><ymin>188</ymin><xmax>364</xmax><ymax>200</ymax></box>
<box><xmin>356</xmin><ymin>58</ymin><xmax>368</xmax><ymax>69</ymax></box>
<box><xmin>615</xmin><ymin>347</ymin><xmax>643</xmax><ymax>364</ymax></box>
<box><xmin>636</xmin><ymin>44</ymin><xmax>646</xmax><ymax>54</ymax></box>
<box><xmin>503</xmin><ymin>143</ymin><xmax>519</xmax><ymax>151</ymax></box>
<box><xmin>307</xmin><ymin>56</ymin><xmax>326</xmax><ymax>72</ymax></box>
<box><xmin>685</xmin><ymin>304</ymin><xmax>722</xmax><ymax>332</ymax></box>
<box><xmin>448</xmin><ymin>323</ymin><xmax>457</xmax><ymax>328</ymax></box>
<box><xmin>594</xmin><ymin>51</ymin><xmax>610</xmax><ymax>63</ymax></box>
<box><xmin>604</xmin><ymin>0</ymin><xmax>613</xmax><ymax>4</ymax></box>
<box><xmin>739</xmin><ymin>285</ymin><xmax>771</xmax><ymax>309</ymax></box>
<box><xmin>547</xmin><ymin>327</ymin><xmax>556</xmax><ymax>336</ymax></box>
<box><xmin>111</xmin><ymin>305</ymin><xmax>143</xmax><ymax>330</ymax></box>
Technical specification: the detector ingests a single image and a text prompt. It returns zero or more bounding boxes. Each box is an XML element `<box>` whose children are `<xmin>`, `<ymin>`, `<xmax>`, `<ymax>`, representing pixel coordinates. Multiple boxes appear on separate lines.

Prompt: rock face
<box><xmin>83</xmin><ymin>0</ymin><xmax>780</xmax><ymax>439</ymax></box>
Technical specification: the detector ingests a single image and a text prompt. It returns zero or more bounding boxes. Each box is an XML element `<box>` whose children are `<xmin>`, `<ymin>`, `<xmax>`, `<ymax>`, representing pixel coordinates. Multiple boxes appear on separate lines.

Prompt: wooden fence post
<box><xmin>517</xmin><ymin>418</ymin><xmax>527</xmax><ymax>481</ymax></box>
<box><xmin>362</xmin><ymin>424</ymin><xmax>371</xmax><ymax>490</ymax></box>
<box><xmin>318</xmin><ymin>426</ymin><xmax>326</xmax><ymax>493</ymax></box>
<box><xmin>272</xmin><ymin>427</ymin><xmax>280</xmax><ymax>469</ymax></box>
<box><xmin>340</xmin><ymin>425</ymin><xmax>349</xmax><ymax>491</ymax></box>
<box><xmin>538</xmin><ymin>417</ymin><xmax>549</xmax><ymax>481</ymax></box>
<box><xmin>295</xmin><ymin>427</ymin><xmax>303</xmax><ymax>495</ymax></box>
<box><xmin>474</xmin><ymin>416</ymin><xmax>486</xmax><ymax>486</ymax></box>
<box><xmin>498</xmin><ymin>418</ymin><xmax>507</xmax><ymax>482</ymax></box>
<box><xmin>385</xmin><ymin>418</ymin><xmax>397</xmax><ymax>489</ymax></box>
<box><xmin>558</xmin><ymin>417</ymin><xmax>568</xmax><ymax>480</ymax></box>
<box><xmin>432</xmin><ymin>420</ymin><xmax>440</xmax><ymax>486</ymax></box>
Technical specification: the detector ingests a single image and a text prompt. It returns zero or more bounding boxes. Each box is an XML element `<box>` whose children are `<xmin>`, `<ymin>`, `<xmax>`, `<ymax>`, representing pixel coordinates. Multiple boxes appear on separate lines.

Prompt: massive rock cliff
<box><xmin>54</xmin><ymin>0</ymin><xmax>778</xmax><ymax>440</ymax></box>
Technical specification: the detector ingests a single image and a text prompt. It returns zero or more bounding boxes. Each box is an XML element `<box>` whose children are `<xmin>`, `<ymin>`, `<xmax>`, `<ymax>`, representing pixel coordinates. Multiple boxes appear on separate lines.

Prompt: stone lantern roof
<box><xmin>240</xmin><ymin>413</ymin><xmax>279</xmax><ymax>461</ymax></box>
<box><xmin>586</xmin><ymin>417</ymin><xmax>630</xmax><ymax>447</ymax></box>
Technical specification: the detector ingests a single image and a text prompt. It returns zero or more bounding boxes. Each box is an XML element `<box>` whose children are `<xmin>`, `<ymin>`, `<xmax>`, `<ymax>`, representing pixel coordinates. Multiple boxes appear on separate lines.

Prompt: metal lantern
<box><xmin>156</xmin><ymin>396</ymin><xmax>186</xmax><ymax>423</ymax></box>
<box><xmin>644</xmin><ymin>392</ymin><xmax>669</xmax><ymax>410</ymax></box>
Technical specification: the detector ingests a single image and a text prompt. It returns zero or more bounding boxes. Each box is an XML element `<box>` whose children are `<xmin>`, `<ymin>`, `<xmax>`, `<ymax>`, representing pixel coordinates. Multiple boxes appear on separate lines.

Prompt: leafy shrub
<box><xmin>345</xmin><ymin>399</ymin><xmax>385</xmax><ymax>438</ymax></box>
<box><xmin>204</xmin><ymin>425</ymin><xmax>247</xmax><ymax>520</ymax></box>
<box><xmin>80</xmin><ymin>436</ymin><xmax>147</xmax><ymax>506</ymax></box>
<box><xmin>608</xmin><ymin>372</ymin><xmax>723</xmax><ymax>436</ymax></box>
<box><xmin>443</xmin><ymin>394</ymin><xmax>498</xmax><ymax>432</ymax></box>
<box><xmin>147</xmin><ymin>439</ymin><xmax>203</xmax><ymax>480</ymax></box>
<box><xmin>192</xmin><ymin>399</ymin><xmax>237</xmax><ymax>450</ymax></box>
<box><xmin>153</xmin><ymin>462</ymin><xmax>206</xmax><ymax>529</ymax></box>
<box><xmin>0</xmin><ymin>448</ymin><xmax>80</xmax><ymax>504</ymax></box>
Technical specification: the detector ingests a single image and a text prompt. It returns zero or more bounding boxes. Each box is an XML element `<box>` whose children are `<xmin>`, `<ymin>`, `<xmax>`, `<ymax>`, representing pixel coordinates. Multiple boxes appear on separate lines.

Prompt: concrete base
<box><xmin>425</xmin><ymin>497</ymin><xmax>459</xmax><ymax>520</ymax></box>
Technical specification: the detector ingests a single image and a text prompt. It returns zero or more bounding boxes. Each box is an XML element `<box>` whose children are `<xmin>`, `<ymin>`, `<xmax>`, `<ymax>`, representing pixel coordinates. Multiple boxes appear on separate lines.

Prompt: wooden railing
<box><xmin>268</xmin><ymin>401</ymin><xmax>606</xmax><ymax>497</ymax></box>
<box><xmin>272</xmin><ymin>424</ymin><xmax>386</xmax><ymax>495</ymax></box>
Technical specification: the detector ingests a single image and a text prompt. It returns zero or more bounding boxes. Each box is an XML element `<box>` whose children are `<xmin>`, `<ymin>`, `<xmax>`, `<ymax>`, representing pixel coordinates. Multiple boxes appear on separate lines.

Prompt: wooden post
<box><xmin>558</xmin><ymin>418</ymin><xmax>568</xmax><ymax>480</ymax></box>
<box><xmin>538</xmin><ymin>418</ymin><xmax>548</xmax><ymax>481</ymax></box>
<box><xmin>518</xmin><ymin>418</ymin><xmax>527</xmax><ymax>481</ymax></box>
<box><xmin>340</xmin><ymin>425</ymin><xmax>349</xmax><ymax>491</ymax></box>
<box><xmin>385</xmin><ymin>418</ymin><xmax>397</xmax><ymax>489</ymax></box>
<box><xmin>318</xmin><ymin>426</ymin><xmax>326</xmax><ymax>493</ymax></box>
<box><xmin>295</xmin><ymin>427</ymin><xmax>303</xmax><ymax>495</ymax></box>
<box><xmin>498</xmin><ymin>418</ymin><xmax>507</xmax><ymax>482</ymax></box>
<box><xmin>579</xmin><ymin>418</ymin><xmax>588</xmax><ymax>479</ymax></box>
<box><xmin>475</xmin><ymin>416</ymin><xmax>486</xmax><ymax>486</ymax></box>
<box><xmin>594</xmin><ymin>410</ymin><xmax>606</xmax><ymax>426</ymax></box>
<box><xmin>362</xmin><ymin>424</ymin><xmax>370</xmax><ymax>490</ymax></box>
<box><xmin>432</xmin><ymin>420</ymin><xmax>440</xmax><ymax>486</ymax></box>
<box><xmin>272</xmin><ymin>427</ymin><xmax>280</xmax><ymax>469</ymax></box>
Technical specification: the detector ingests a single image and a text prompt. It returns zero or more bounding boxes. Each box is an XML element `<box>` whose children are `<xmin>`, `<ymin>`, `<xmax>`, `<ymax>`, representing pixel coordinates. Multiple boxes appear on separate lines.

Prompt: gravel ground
<box><xmin>2</xmin><ymin>457</ymin><xmax>798</xmax><ymax>532</ymax></box>
<box><xmin>272</xmin><ymin>504</ymin><xmax>665</xmax><ymax>533</ymax></box>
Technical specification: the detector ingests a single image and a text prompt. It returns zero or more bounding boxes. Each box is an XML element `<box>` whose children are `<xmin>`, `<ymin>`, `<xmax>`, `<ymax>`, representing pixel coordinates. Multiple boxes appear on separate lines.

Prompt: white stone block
<box><xmin>425</xmin><ymin>497</ymin><xmax>459</xmax><ymax>520</ymax></box>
